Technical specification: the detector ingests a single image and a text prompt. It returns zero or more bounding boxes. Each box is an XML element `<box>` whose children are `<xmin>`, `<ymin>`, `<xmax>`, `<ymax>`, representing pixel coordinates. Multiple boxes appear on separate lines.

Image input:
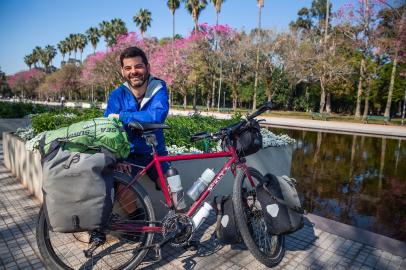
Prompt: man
<box><xmin>104</xmin><ymin>46</ymin><xmax>169</xmax><ymax>187</ymax></box>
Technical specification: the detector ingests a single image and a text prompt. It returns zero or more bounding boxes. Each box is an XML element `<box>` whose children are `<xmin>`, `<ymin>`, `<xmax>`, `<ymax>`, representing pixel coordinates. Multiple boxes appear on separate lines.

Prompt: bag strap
<box><xmin>261</xmin><ymin>184</ymin><xmax>305</xmax><ymax>215</ymax></box>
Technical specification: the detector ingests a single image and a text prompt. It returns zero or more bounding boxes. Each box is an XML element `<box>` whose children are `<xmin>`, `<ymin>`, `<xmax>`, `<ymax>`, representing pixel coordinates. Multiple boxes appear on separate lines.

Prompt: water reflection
<box><xmin>272</xmin><ymin>128</ymin><xmax>406</xmax><ymax>241</ymax></box>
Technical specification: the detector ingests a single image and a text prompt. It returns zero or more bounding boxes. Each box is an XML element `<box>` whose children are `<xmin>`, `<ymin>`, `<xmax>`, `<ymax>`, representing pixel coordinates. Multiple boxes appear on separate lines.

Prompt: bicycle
<box><xmin>36</xmin><ymin>101</ymin><xmax>285</xmax><ymax>269</ymax></box>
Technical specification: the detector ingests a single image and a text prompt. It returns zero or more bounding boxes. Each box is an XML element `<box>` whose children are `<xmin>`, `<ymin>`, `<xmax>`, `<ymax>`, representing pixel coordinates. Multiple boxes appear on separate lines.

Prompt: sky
<box><xmin>0</xmin><ymin>0</ymin><xmax>351</xmax><ymax>75</ymax></box>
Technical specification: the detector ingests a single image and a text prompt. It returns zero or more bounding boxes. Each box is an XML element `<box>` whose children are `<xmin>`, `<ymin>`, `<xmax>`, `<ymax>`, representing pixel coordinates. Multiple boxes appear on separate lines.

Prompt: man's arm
<box><xmin>104</xmin><ymin>91</ymin><xmax>121</xmax><ymax>118</ymax></box>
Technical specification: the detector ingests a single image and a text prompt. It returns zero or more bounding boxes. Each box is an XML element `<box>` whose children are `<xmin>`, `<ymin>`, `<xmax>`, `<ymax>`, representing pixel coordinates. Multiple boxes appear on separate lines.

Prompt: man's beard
<box><xmin>127</xmin><ymin>73</ymin><xmax>149</xmax><ymax>88</ymax></box>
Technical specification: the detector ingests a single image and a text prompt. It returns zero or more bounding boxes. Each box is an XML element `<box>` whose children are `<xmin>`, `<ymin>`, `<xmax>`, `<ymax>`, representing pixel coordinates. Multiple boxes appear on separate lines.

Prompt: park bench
<box><xmin>311</xmin><ymin>112</ymin><xmax>331</xmax><ymax>121</ymax></box>
<box><xmin>363</xmin><ymin>115</ymin><xmax>390</xmax><ymax>124</ymax></box>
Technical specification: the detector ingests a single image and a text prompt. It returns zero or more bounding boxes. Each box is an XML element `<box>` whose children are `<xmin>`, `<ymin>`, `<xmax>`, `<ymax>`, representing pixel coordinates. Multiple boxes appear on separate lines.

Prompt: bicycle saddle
<box><xmin>128</xmin><ymin>121</ymin><xmax>170</xmax><ymax>133</ymax></box>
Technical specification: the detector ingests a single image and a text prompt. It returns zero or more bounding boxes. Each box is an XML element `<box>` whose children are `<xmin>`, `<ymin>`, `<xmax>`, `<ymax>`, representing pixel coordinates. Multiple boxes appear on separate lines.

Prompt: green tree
<box><xmin>133</xmin><ymin>9</ymin><xmax>152</xmax><ymax>38</ymax></box>
<box><xmin>111</xmin><ymin>18</ymin><xmax>128</xmax><ymax>40</ymax></box>
<box><xmin>99</xmin><ymin>21</ymin><xmax>113</xmax><ymax>47</ymax></box>
<box><xmin>0</xmin><ymin>67</ymin><xmax>12</xmax><ymax>97</ymax></box>
<box><xmin>183</xmin><ymin>0</ymin><xmax>207</xmax><ymax>32</ymax></box>
<box><xmin>86</xmin><ymin>27</ymin><xmax>100</xmax><ymax>54</ymax></box>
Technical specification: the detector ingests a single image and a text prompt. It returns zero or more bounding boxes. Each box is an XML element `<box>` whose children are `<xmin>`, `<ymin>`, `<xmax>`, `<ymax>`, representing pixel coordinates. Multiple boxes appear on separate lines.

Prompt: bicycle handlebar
<box><xmin>189</xmin><ymin>101</ymin><xmax>273</xmax><ymax>143</ymax></box>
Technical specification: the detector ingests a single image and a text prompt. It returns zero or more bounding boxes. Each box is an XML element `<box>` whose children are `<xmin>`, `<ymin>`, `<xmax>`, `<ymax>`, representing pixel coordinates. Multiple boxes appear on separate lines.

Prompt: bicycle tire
<box><xmin>36</xmin><ymin>172</ymin><xmax>155</xmax><ymax>270</ymax></box>
<box><xmin>232</xmin><ymin>167</ymin><xmax>285</xmax><ymax>268</ymax></box>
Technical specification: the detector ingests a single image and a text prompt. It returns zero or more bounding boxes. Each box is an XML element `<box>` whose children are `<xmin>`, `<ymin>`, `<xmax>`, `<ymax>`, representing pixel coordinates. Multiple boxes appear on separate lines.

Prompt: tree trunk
<box><xmin>206</xmin><ymin>92</ymin><xmax>210</xmax><ymax>111</ymax></box>
<box><xmin>384</xmin><ymin>52</ymin><xmax>398</xmax><ymax>118</ymax></box>
<box><xmin>217</xmin><ymin>61</ymin><xmax>223</xmax><ymax>111</ymax></box>
<box><xmin>362</xmin><ymin>76</ymin><xmax>371</xmax><ymax>120</ymax></box>
<box><xmin>183</xmin><ymin>94</ymin><xmax>187</xmax><ymax>110</ymax></box>
<box><xmin>326</xmin><ymin>92</ymin><xmax>331</xmax><ymax>113</ymax></box>
<box><xmin>319</xmin><ymin>77</ymin><xmax>326</xmax><ymax>113</ymax></box>
<box><xmin>211</xmin><ymin>76</ymin><xmax>216</xmax><ymax>108</ymax></box>
<box><xmin>193</xmin><ymin>88</ymin><xmax>197</xmax><ymax>111</ymax></box>
<box><xmin>384</xmin><ymin>10</ymin><xmax>405</xmax><ymax>118</ymax></box>
<box><xmin>355</xmin><ymin>58</ymin><xmax>365</xmax><ymax>118</ymax></box>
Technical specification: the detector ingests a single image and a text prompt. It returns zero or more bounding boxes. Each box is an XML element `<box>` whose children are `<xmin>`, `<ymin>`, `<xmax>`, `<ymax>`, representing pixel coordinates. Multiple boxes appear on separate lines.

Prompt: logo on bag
<box><xmin>266</xmin><ymin>204</ymin><xmax>279</xmax><ymax>217</ymax></box>
<box><xmin>221</xmin><ymin>215</ymin><xmax>229</xmax><ymax>228</ymax></box>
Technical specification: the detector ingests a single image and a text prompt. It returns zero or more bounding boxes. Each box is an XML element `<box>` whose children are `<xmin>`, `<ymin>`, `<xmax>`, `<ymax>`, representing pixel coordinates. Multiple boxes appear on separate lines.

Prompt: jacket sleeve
<box><xmin>118</xmin><ymin>88</ymin><xmax>169</xmax><ymax>124</ymax></box>
<box><xmin>104</xmin><ymin>91</ymin><xmax>121</xmax><ymax>117</ymax></box>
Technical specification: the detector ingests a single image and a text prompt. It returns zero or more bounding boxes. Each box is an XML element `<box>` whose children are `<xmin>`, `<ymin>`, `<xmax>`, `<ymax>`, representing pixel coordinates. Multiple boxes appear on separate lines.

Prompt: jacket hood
<box><xmin>123</xmin><ymin>76</ymin><xmax>164</xmax><ymax>110</ymax></box>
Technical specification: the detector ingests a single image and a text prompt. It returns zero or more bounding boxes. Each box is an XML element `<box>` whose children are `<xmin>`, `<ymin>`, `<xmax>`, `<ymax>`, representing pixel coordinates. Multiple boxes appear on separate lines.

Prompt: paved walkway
<box><xmin>169</xmin><ymin>110</ymin><xmax>406</xmax><ymax>139</ymax></box>
<box><xmin>0</xmin><ymin>143</ymin><xmax>405</xmax><ymax>270</ymax></box>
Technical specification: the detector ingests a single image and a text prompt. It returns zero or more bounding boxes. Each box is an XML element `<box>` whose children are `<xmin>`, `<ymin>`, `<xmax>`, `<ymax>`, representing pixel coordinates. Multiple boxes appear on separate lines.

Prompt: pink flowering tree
<box><xmin>7</xmin><ymin>69</ymin><xmax>45</xmax><ymax>99</ymax></box>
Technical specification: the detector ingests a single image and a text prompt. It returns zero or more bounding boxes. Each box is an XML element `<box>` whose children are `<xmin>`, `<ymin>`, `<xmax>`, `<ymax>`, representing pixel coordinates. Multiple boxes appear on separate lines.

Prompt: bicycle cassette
<box><xmin>162</xmin><ymin>212</ymin><xmax>194</xmax><ymax>247</ymax></box>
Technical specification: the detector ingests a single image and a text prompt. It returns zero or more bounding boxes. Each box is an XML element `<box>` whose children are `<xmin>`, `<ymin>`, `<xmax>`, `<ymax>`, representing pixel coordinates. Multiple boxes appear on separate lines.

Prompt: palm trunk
<box><xmin>355</xmin><ymin>58</ymin><xmax>365</xmax><ymax>118</ymax></box>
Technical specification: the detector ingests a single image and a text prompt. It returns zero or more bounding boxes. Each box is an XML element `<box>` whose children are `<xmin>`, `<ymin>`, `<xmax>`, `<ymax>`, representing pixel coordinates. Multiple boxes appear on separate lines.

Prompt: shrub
<box><xmin>0</xmin><ymin>101</ymin><xmax>54</xmax><ymax>118</ymax></box>
<box><xmin>31</xmin><ymin>107</ymin><xmax>103</xmax><ymax>133</ymax></box>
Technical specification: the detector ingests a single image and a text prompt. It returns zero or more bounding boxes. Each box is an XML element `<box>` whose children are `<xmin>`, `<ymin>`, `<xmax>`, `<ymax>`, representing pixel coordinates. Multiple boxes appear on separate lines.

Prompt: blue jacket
<box><xmin>104</xmin><ymin>76</ymin><xmax>169</xmax><ymax>155</ymax></box>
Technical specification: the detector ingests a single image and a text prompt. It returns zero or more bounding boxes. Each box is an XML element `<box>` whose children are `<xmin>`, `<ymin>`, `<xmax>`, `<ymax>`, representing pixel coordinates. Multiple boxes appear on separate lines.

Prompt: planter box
<box><xmin>2</xmin><ymin>132</ymin><xmax>292</xmax><ymax>219</ymax></box>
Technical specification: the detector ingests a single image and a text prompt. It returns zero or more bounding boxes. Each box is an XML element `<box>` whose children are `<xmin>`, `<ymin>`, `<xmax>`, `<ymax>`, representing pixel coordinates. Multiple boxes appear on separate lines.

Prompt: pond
<box><xmin>272</xmin><ymin>128</ymin><xmax>406</xmax><ymax>242</ymax></box>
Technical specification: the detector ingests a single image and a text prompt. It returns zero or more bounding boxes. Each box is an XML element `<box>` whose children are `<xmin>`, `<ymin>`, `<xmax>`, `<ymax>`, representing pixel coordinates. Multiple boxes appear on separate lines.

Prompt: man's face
<box><xmin>121</xmin><ymin>56</ymin><xmax>150</xmax><ymax>89</ymax></box>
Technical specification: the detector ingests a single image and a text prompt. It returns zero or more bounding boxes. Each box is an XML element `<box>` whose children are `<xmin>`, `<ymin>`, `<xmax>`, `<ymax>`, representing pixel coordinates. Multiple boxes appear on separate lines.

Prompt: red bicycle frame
<box><xmin>111</xmin><ymin>145</ymin><xmax>254</xmax><ymax>234</ymax></box>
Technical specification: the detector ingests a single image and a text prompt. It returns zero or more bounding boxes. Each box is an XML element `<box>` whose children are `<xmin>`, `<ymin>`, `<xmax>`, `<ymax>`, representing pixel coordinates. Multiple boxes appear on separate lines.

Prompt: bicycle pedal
<box><xmin>153</xmin><ymin>244</ymin><xmax>162</xmax><ymax>261</ymax></box>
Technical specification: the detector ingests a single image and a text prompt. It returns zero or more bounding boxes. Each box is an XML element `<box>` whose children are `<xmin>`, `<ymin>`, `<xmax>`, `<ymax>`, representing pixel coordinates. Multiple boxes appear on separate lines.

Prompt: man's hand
<box><xmin>115</xmin><ymin>162</ymin><xmax>132</xmax><ymax>175</ymax></box>
<box><xmin>108</xmin><ymin>113</ymin><xmax>120</xmax><ymax>119</ymax></box>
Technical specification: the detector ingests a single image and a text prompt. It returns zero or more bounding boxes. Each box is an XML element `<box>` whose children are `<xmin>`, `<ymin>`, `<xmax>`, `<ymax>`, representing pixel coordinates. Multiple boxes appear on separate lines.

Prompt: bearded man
<box><xmin>104</xmin><ymin>46</ymin><xmax>169</xmax><ymax>187</ymax></box>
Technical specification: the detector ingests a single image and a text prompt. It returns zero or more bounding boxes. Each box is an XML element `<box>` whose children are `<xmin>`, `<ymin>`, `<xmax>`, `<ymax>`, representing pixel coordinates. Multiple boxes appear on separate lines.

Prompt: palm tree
<box><xmin>86</xmin><ymin>27</ymin><xmax>100</xmax><ymax>54</ymax></box>
<box><xmin>57</xmin><ymin>40</ymin><xmax>68</xmax><ymax>62</ymax></box>
<box><xmin>99</xmin><ymin>21</ymin><xmax>113</xmax><ymax>47</ymax></box>
<box><xmin>133</xmin><ymin>9</ymin><xmax>152</xmax><ymax>38</ymax></box>
<box><xmin>23</xmin><ymin>54</ymin><xmax>35</xmax><ymax>69</ymax></box>
<box><xmin>211</xmin><ymin>0</ymin><xmax>225</xmax><ymax>26</ymax></box>
<box><xmin>76</xmin><ymin>34</ymin><xmax>88</xmax><ymax>62</ymax></box>
<box><xmin>64</xmin><ymin>36</ymin><xmax>74</xmax><ymax>60</ymax></box>
<box><xmin>44</xmin><ymin>45</ymin><xmax>57</xmax><ymax>71</ymax></box>
<box><xmin>252</xmin><ymin>0</ymin><xmax>264</xmax><ymax>110</ymax></box>
<box><xmin>32</xmin><ymin>46</ymin><xmax>43</xmax><ymax>68</ymax></box>
<box><xmin>111</xmin><ymin>18</ymin><xmax>128</xmax><ymax>40</ymax></box>
<box><xmin>184</xmin><ymin>0</ymin><xmax>207</xmax><ymax>32</ymax></box>
<box><xmin>167</xmin><ymin>0</ymin><xmax>180</xmax><ymax>42</ymax></box>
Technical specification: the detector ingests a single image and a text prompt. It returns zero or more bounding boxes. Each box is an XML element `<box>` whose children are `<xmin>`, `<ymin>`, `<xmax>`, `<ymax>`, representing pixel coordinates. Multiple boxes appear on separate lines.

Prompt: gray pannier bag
<box><xmin>42</xmin><ymin>142</ymin><xmax>116</xmax><ymax>233</ymax></box>
<box><xmin>256</xmin><ymin>174</ymin><xmax>304</xmax><ymax>235</ymax></box>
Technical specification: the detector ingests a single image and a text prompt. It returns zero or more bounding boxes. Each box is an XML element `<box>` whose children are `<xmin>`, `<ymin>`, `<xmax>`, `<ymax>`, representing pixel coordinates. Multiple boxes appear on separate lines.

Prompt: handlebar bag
<box><xmin>256</xmin><ymin>174</ymin><xmax>304</xmax><ymax>235</ymax></box>
<box><xmin>213</xmin><ymin>196</ymin><xmax>242</xmax><ymax>245</ymax></box>
<box><xmin>42</xmin><ymin>144</ymin><xmax>116</xmax><ymax>233</ymax></box>
<box><xmin>233</xmin><ymin>120</ymin><xmax>262</xmax><ymax>157</ymax></box>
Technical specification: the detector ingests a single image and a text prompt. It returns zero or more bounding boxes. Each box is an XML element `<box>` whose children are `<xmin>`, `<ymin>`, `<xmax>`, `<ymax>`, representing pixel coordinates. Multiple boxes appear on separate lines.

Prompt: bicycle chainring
<box><xmin>162</xmin><ymin>212</ymin><xmax>194</xmax><ymax>247</ymax></box>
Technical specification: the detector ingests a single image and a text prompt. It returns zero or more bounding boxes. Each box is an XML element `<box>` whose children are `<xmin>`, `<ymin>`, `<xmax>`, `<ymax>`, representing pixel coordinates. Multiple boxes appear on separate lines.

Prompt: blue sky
<box><xmin>0</xmin><ymin>0</ymin><xmax>350</xmax><ymax>75</ymax></box>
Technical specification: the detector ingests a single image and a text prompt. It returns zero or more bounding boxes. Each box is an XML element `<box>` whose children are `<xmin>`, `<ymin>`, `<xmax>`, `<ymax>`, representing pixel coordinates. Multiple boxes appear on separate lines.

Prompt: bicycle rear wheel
<box><xmin>233</xmin><ymin>167</ymin><xmax>285</xmax><ymax>268</ymax></box>
<box><xmin>36</xmin><ymin>173</ymin><xmax>155</xmax><ymax>270</ymax></box>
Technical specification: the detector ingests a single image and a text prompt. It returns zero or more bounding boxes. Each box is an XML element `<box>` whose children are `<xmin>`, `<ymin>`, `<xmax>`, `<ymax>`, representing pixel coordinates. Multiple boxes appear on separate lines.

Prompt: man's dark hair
<box><xmin>120</xmin><ymin>46</ymin><xmax>148</xmax><ymax>67</ymax></box>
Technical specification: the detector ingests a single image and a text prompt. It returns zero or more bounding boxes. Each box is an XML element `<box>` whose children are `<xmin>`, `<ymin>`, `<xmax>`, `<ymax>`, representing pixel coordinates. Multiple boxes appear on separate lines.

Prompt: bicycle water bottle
<box><xmin>186</xmin><ymin>168</ymin><xmax>216</xmax><ymax>201</ymax></box>
<box><xmin>192</xmin><ymin>202</ymin><xmax>213</xmax><ymax>229</ymax></box>
<box><xmin>166</xmin><ymin>167</ymin><xmax>186</xmax><ymax>211</ymax></box>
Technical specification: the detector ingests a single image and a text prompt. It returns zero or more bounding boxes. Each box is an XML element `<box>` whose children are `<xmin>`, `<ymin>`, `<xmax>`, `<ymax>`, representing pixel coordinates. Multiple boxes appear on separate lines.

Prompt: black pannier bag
<box><xmin>233</xmin><ymin>119</ymin><xmax>262</xmax><ymax>157</ymax></box>
<box><xmin>256</xmin><ymin>174</ymin><xmax>304</xmax><ymax>235</ymax></box>
<box><xmin>213</xmin><ymin>196</ymin><xmax>241</xmax><ymax>245</ymax></box>
<box><xmin>42</xmin><ymin>143</ymin><xmax>116</xmax><ymax>233</ymax></box>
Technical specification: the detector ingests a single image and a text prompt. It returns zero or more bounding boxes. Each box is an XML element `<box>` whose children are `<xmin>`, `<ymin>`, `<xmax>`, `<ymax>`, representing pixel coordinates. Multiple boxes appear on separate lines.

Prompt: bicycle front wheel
<box><xmin>233</xmin><ymin>167</ymin><xmax>285</xmax><ymax>268</ymax></box>
<box><xmin>36</xmin><ymin>172</ymin><xmax>155</xmax><ymax>270</ymax></box>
